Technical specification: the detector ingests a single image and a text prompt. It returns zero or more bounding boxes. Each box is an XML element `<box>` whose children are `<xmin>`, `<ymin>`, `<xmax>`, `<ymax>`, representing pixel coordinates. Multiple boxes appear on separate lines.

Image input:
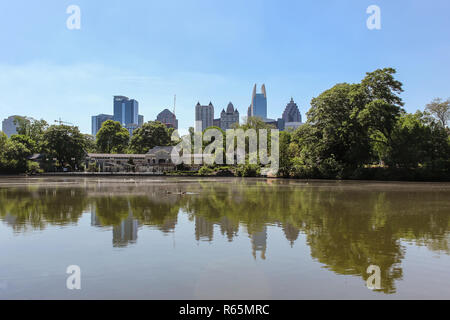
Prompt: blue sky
<box><xmin>0</xmin><ymin>0</ymin><xmax>449</xmax><ymax>134</ymax></box>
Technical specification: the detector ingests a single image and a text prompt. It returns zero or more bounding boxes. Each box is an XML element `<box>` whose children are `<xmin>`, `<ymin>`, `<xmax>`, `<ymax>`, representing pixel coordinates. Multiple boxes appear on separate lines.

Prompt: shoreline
<box><xmin>0</xmin><ymin>172</ymin><xmax>449</xmax><ymax>183</ymax></box>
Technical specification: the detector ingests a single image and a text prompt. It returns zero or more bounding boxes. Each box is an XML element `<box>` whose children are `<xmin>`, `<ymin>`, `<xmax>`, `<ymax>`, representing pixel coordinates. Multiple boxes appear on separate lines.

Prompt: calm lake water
<box><xmin>0</xmin><ymin>177</ymin><xmax>449</xmax><ymax>300</ymax></box>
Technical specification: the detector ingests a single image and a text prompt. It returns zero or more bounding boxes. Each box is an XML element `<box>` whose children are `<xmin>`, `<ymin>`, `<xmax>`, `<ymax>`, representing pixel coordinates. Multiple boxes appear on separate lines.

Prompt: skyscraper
<box><xmin>247</xmin><ymin>84</ymin><xmax>267</xmax><ymax>119</ymax></box>
<box><xmin>282</xmin><ymin>98</ymin><xmax>303</xmax><ymax>131</ymax></box>
<box><xmin>282</xmin><ymin>98</ymin><xmax>302</xmax><ymax>123</ymax></box>
<box><xmin>91</xmin><ymin>114</ymin><xmax>113</xmax><ymax>136</ymax></box>
<box><xmin>113</xmin><ymin>96</ymin><xmax>139</xmax><ymax>126</ymax></box>
<box><xmin>2</xmin><ymin>115</ymin><xmax>22</xmax><ymax>137</ymax></box>
<box><xmin>218</xmin><ymin>102</ymin><xmax>239</xmax><ymax>130</ymax></box>
<box><xmin>195</xmin><ymin>102</ymin><xmax>214</xmax><ymax>132</ymax></box>
<box><xmin>156</xmin><ymin>109</ymin><xmax>178</xmax><ymax>129</ymax></box>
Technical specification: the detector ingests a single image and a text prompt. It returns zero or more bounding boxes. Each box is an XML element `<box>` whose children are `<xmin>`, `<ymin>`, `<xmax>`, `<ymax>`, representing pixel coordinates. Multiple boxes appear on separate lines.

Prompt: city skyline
<box><xmin>1</xmin><ymin>1</ymin><xmax>450</xmax><ymax>134</ymax></box>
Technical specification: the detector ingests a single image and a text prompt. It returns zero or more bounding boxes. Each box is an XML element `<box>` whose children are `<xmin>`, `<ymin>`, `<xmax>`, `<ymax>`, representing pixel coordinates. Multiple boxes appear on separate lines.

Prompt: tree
<box><xmin>302</xmin><ymin>68</ymin><xmax>404</xmax><ymax>172</ymax></box>
<box><xmin>1</xmin><ymin>138</ymin><xmax>32</xmax><ymax>173</ymax></box>
<box><xmin>15</xmin><ymin>118</ymin><xmax>48</xmax><ymax>145</ymax></box>
<box><xmin>425</xmin><ymin>98</ymin><xmax>450</xmax><ymax>127</ymax></box>
<box><xmin>42</xmin><ymin>125</ymin><xmax>87</xmax><ymax>170</ymax></box>
<box><xmin>83</xmin><ymin>134</ymin><xmax>97</xmax><ymax>153</ymax></box>
<box><xmin>384</xmin><ymin>111</ymin><xmax>450</xmax><ymax>168</ymax></box>
<box><xmin>129</xmin><ymin>121</ymin><xmax>171</xmax><ymax>154</ymax></box>
<box><xmin>278</xmin><ymin>131</ymin><xmax>292</xmax><ymax>177</ymax></box>
<box><xmin>10</xmin><ymin>135</ymin><xmax>37</xmax><ymax>154</ymax></box>
<box><xmin>96</xmin><ymin>120</ymin><xmax>130</xmax><ymax>154</ymax></box>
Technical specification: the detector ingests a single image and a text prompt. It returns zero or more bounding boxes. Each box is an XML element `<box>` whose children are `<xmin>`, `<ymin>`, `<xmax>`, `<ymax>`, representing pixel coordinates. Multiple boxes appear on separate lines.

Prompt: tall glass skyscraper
<box><xmin>113</xmin><ymin>96</ymin><xmax>139</xmax><ymax>126</ymax></box>
<box><xmin>247</xmin><ymin>84</ymin><xmax>267</xmax><ymax>119</ymax></box>
<box><xmin>91</xmin><ymin>114</ymin><xmax>113</xmax><ymax>136</ymax></box>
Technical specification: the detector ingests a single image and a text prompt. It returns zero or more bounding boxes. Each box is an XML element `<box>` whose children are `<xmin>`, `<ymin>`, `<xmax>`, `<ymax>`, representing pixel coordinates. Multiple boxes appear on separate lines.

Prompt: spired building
<box><xmin>247</xmin><ymin>84</ymin><xmax>268</xmax><ymax>119</ymax></box>
<box><xmin>216</xmin><ymin>102</ymin><xmax>239</xmax><ymax>130</ymax></box>
<box><xmin>195</xmin><ymin>102</ymin><xmax>214</xmax><ymax>132</ymax></box>
<box><xmin>281</xmin><ymin>98</ymin><xmax>303</xmax><ymax>131</ymax></box>
<box><xmin>156</xmin><ymin>109</ymin><xmax>178</xmax><ymax>129</ymax></box>
<box><xmin>91</xmin><ymin>114</ymin><xmax>113</xmax><ymax>136</ymax></box>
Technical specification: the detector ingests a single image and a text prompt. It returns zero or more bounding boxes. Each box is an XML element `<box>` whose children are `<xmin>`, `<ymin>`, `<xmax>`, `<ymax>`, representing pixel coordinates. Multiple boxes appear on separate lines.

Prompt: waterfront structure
<box><xmin>195</xmin><ymin>102</ymin><xmax>214</xmax><ymax>132</ymax></box>
<box><xmin>91</xmin><ymin>114</ymin><xmax>113</xmax><ymax>136</ymax></box>
<box><xmin>86</xmin><ymin>146</ymin><xmax>207</xmax><ymax>173</ymax></box>
<box><xmin>86</xmin><ymin>146</ymin><xmax>176</xmax><ymax>173</ymax></box>
<box><xmin>2</xmin><ymin>115</ymin><xmax>24</xmax><ymax>137</ymax></box>
<box><xmin>218</xmin><ymin>102</ymin><xmax>239</xmax><ymax>130</ymax></box>
<box><xmin>247</xmin><ymin>84</ymin><xmax>267</xmax><ymax>119</ymax></box>
<box><xmin>156</xmin><ymin>109</ymin><xmax>178</xmax><ymax>129</ymax></box>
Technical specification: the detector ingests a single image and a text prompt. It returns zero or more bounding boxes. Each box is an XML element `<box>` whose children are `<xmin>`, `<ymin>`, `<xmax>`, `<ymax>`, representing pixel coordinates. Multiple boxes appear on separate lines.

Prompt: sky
<box><xmin>0</xmin><ymin>0</ymin><xmax>449</xmax><ymax>134</ymax></box>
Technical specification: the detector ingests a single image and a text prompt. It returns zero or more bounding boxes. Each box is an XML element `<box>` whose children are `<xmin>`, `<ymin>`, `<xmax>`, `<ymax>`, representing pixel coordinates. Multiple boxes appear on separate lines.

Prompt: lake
<box><xmin>0</xmin><ymin>177</ymin><xmax>449</xmax><ymax>299</ymax></box>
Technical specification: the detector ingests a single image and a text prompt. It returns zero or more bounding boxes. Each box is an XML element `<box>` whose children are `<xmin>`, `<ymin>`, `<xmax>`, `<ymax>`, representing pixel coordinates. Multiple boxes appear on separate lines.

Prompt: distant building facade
<box><xmin>282</xmin><ymin>98</ymin><xmax>303</xmax><ymax>131</ymax></box>
<box><xmin>113</xmin><ymin>96</ymin><xmax>139</xmax><ymax>126</ymax></box>
<box><xmin>218</xmin><ymin>102</ymin><xmax>239</xmax><ymax>130</ymax></box>
<box><xmin>91</xmin><ymin>114</ymin><xmax>113</xmax><ymax>136</ymax></box>
<box><xmin>247</xmin><ymin>84</ymin><xmax>267</xmax><ymax>120</ymax></box>
<box><xmin>156</xmin><ymin>109</ymin><xmax>178</xmax><ymax>129</ymax></box>
<box><xmin>88</xmin><ymin>96</ymin><xmax>145</xmax><ymax>137</ymax></box>
<box><xmin>2</xmin><ymin>115</ymin><xmax>22</xmax><ymax>137</ymax></box>
<box><xmin>195</xmin><ymin>102</ymin><xmax>214</xmax><ymax>132</ymax></box>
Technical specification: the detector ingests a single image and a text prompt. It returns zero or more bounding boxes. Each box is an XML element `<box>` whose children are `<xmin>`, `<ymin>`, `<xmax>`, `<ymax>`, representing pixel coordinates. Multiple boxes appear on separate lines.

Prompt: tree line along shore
<box><xmin>1</xmin><ymin>68</ymin><xmax>449</xmax><ymax>181</ymax></box>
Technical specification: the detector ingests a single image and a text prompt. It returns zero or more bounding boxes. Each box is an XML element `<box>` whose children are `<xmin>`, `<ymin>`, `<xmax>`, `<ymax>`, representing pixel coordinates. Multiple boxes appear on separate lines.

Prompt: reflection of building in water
<box><xmin>219</xmin><ymin>217</ymin><xmax>239</xmax><ymax>242</ymax></box>
<box><xmin>90</xmin><ymin>207</ymin><xmax>102</xmax><ymax>227</ymax></box>
<box><xmin>251</xmin><ymin>227</ymin><xmax>267</xmax><ymax>260</ymax></box>
<box><xmin>113</xmin><ymin>214</ymin><xmax>140</xmax><ymax>247</ymax></box>
<box><xmin>2</xmin><ymin>214</ymin><xmax>17</xmax><ymax>227</ymax></box>
<box><xmin>195</xmin><ymin>216</ymin><xmax>214</xmax><ymax>242</ymax></box>
<box><xmin>158</xmin><ymin>217</ymin><xmax>178</xmax><ymax>234</ymax></box>
<box><xmin>282</xmin><ymin>223</ymin><xmax>300</xmax><ymax>247</ymax></box>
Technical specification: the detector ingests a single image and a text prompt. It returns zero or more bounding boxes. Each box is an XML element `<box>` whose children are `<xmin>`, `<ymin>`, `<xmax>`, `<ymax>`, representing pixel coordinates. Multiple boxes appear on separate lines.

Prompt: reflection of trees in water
<box><xmin>0</xmin><ymin>187</ymin><xmax>87</xmax><ymax>232</ymax></box>
<box><xmin>1</xmin><ymin>180</ymin><xmax>449</xmax><ymax>293</ymax></box>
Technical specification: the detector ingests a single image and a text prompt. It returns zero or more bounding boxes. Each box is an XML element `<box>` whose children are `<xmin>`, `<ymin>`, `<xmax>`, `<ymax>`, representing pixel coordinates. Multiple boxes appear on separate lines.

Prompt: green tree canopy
<box><xmin>42</xmin><ymin>125</ymin><xmax>87</xmax><ymax>168</ymax></box>
<box><xmin>96</xmin><ymin>120</ymin><xmax>130</xmax><ymax>154</ymax></box>
<box><xmin>129</xmin><ymin>121</ymin><xmax>171</xmax><ymax>154</ymax></box>
<box><xmin>301</xmin><ymin>68</ymin><xmax>404</xmax><ymax>171</ymax></box>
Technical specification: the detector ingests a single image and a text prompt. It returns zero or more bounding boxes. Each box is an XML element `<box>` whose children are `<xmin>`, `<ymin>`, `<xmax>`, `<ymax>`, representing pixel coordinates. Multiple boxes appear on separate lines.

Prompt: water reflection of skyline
<box><xmin>1</xmin><ymin>178</ymin><xmax>450</xmax><ymax>294</ymax></box>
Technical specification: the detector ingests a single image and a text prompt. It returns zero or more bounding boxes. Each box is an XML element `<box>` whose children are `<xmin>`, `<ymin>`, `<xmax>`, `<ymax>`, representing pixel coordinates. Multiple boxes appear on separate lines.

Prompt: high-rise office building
<box><xmin>2</xmin><ymin>115</ymin><xmax>22</xmax><ymax>137</ymax></box>
<box><xmin>156</xmin><ymin>109</ymin><xmax>178</xmax><ymax>129</ymax></box>
<box><xmin>113</xmin><ymin>96</ymin><xmax>139</xmax><ymax>126</ymax></box>
<box><xmin>218</xmin><ymin>102</ymin><xmax>239</xmax><ymax>130</ymax></box>
<box><xmin>247</xmin><ymin>84</ymin><xmax>267</xmax><ymax>119</ymax></box>
<box><xmin>91</xmin><ymin>114</ymin><xmax>113</xmax><ymax>136</ymax></box>
<box><xmin>195</xmin><ymin>102</ymin><xmax>214</xmax><ymax>132</ymax></box>
<box><xmin>282</xmin><ymin>98</ymin><xmax>302</xmax><ymax>123</ymax></box>
<box><xmin>282</xmin><ymin>98</ymin><xmax>303</xmax><ymax>131</ymax></box>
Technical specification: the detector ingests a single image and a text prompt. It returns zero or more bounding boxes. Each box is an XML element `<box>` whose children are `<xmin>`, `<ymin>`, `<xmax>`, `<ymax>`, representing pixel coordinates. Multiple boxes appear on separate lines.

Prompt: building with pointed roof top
<box><xmin>195</xmin><ymin>102</ymin><xmax>214</xmax><ymax>132</ymax></box>
<box><xmin>217</xmin><ymin>102</ymin><xmax>239</xmax><ymax>131</ymax></box>
<box><xmin>247</xmin><ymin>84</ymin><xmax>268</xmax><ymax>120</ymax></box>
